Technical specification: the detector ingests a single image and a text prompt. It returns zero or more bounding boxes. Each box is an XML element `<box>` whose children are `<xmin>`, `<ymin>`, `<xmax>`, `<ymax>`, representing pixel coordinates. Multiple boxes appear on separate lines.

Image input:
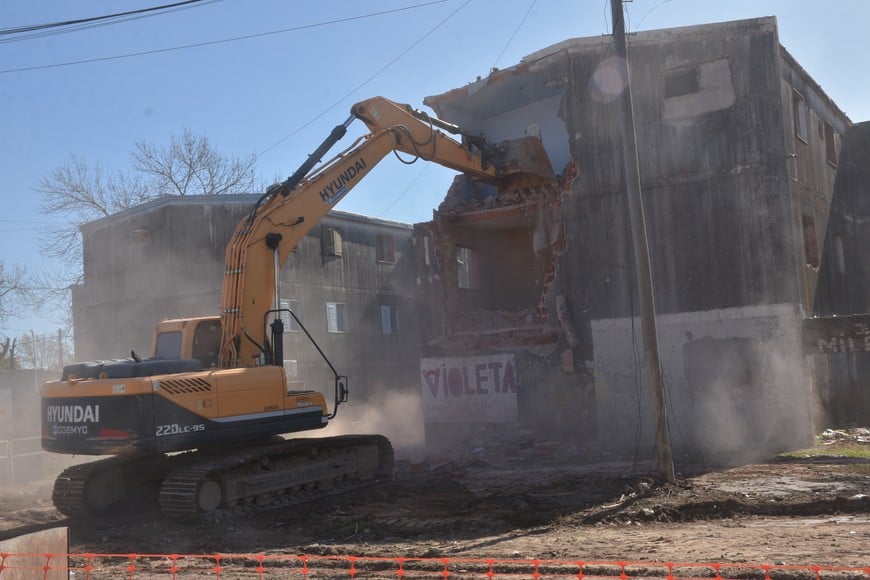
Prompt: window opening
<box><xmin>380</xmin><ymin>305</ymin><xmax>399</xmax><ymax>334</ymax></box>
<box><xmin>792</xmin><ymin>90</ymin><xmax>808</xmax><ymax>142</ymax></box>
<box><xmin>664</xmin><ymin>67</ymin><xmax>699</xmax><ymax>98</ymax></box>
<box><xmin>326</xmin><ymin>302</ymin><xmax>348</xmax><ymax>333</ymax></box>
<box><xmin>824</xmin><ymin>121</ymin><xmax>838</xmax><ymax>166</ymax></box>
<box><xmin>456</xmin><ymin>246</ymin><xmax>480</xmax><ymax>290</ymax></box>
<box><xmin>802</xmin><ymin>214</ymin><xmax>819</xmax><ymax>268</ymax></box>
<box><xmin>376</xmin><ymin>233</ymin><xmax>396</xmax><ymax>263</ymax></box>
<box><xmin>322</xmin><ymin>226</ymin><xmax>343</xmax><ymax>257</ymax></box>
<box><xmin>280</xmin><ymin>299</ymin><xmax>301</xmax><ymax>332</ymax></box>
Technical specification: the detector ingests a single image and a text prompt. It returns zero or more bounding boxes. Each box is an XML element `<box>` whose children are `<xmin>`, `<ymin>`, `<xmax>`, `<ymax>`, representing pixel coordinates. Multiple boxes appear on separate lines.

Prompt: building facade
<box><xmin>72</xmin><ymin>195</ymin><xmax>420</xmax><ymax>404</ymax></box>
<box><xmin>811</xmin><ymin>121</ymin><xmax>870</xmax><ymax>426</ymax></box>
<box><xmin>414</xmin><ymin>17</ymin><xmax>851</xmax><ymax>461</ymax></box>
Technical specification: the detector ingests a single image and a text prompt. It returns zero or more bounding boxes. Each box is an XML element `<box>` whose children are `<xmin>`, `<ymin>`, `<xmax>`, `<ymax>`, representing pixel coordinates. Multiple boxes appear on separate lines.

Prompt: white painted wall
<box><xmin>591</xmin><ymin>303</ymin><xmax>814</xmax><ymax>464</ymax></box>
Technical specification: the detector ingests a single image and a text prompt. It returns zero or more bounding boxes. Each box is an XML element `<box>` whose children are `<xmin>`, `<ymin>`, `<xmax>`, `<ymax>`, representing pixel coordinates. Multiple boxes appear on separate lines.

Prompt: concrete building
<box><xmin>414</xmin><ymin>17</ymin><xmax>850</xmax><ymax>462</ymax></box>
<box><xmin>811</xmin><ymin>121</ymin><xmax>870</xmax><ymax>426</ymax></box>
<box><xmin>72</xmin><ymin>195</ymin><xmax>420</xmax><ymax>403</ymax></box>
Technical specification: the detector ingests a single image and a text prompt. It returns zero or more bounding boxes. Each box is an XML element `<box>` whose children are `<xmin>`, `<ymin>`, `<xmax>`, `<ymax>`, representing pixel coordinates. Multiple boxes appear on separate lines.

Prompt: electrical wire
<box><xmin>257</xmin><ymin>0</ymin><xmax>473</xmax><ymax>158</ymax></box>
<box><xmin>0</xmin><ymin>0</ymin><xmax>211</xmax><ymax>36</ymax></box>
<box><xmin>0</xmin><ymin>0</ymin><xmax>452</xmax><ymax>75</ymax></box>
<box><xmin>491</xmin><ymin>0</ymin><xmax>538</xmax><ymax>69</ymax></box>
<box><xmin>377</xmin><ymin>166</ymin><xmax>429</xmax><ymax>217</ymax></box>
<box><xmin>0</xmin><ymin>0</ymin><xmax>222</xmax><ymax>45</ymax></box>
<box><xmin>633</xmin><ymin>0</ymin><xmax>673</xmax><ymax>32</ymax></box>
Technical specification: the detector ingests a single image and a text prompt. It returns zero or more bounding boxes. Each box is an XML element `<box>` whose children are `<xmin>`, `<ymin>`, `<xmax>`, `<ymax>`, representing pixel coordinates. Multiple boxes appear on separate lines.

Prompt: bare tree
<box><xmin>37</xmin><ymin>155</ymin><xmax>150</xmax><ymax>265</ymax></box>
<box><xmin>0</xmin><ymin>260</ymin><xmax>30</xmax><ymax>323</ymax></box>
<box><xmin>33</xmin><ymin>131</ymin><xmax>260</xmax><ymax>322</ymax></box>
<box><xmin>132</xmin><ymin>129</ymin><xmax>256</xmax><ymax>197</ymax></box>
<box><xmin>16</xmin><ymin>331</ymin><xmax>66</xmax><ymax>371</ymax></box>
<box><xmin>0</xmin><ymin>337</ymin><xmax>17</xmax><ymax>369</ymax></box>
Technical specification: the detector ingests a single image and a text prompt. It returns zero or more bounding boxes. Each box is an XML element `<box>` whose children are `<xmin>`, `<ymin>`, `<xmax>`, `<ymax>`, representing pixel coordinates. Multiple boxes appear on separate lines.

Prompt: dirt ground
<box><xmin>1</xmin><ymin>432</ymin><xmax>868</xmax><ymax>569</ymax></box>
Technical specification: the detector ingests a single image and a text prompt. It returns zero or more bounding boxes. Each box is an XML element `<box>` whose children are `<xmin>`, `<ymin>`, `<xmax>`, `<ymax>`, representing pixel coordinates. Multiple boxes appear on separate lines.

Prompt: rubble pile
<box><xmin>397</xmin><ymin>423</ymin><xmax>580</xmax><ymax>479</ymax></box>
<box><xmin>819</xmin><ymin>427</ymin><xmax>870</xmax><ymax>445</ymax></box>
<box><xmin>451</xmin><ymin>308</ymin><xmax>542</xmax><ymax>333</ymax></box>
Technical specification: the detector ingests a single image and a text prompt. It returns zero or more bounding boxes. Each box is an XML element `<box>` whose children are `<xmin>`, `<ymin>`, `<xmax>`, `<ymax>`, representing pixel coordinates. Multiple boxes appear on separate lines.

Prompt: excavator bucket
<box><xmin>490</xmin><ymin>136</ymin><xmax>556</xmax><ymax>183</ymax></box>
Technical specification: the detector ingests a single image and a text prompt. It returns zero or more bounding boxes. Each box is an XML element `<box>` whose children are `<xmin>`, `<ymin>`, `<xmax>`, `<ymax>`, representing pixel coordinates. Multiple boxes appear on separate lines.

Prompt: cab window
<box><xmin>192</xmin><ymin>320</ymin><xmax>222</xmax><ymax>368</ymax></box>
<box><xmin>155</xmin><ymin>331</ymin><xmax>182</xmax><ymax>359</ymax></box>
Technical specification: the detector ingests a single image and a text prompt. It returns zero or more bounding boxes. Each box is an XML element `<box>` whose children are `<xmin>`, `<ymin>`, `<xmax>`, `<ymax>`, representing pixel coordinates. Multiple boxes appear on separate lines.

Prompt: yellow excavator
<box><xmin>41</xmin><ymin>97</ymin><xmax>556</xmax><ymax>518</ymax></box>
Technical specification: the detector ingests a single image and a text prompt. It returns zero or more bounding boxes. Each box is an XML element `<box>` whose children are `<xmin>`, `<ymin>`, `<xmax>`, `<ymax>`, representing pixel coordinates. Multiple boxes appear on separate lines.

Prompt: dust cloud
<box><xmin>683</xmin><ymin>333</ymin><xmax>812</xmax><ymax>465</ymax></box>
<box><xmin>323</xmin><ymin>389</ymin><xmax>426</xmax><ymax>453</ymax></box>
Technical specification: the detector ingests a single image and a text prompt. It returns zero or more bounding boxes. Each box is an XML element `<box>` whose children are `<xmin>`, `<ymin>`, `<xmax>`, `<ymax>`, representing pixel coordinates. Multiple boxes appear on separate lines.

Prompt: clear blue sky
<box><xmin>2</xmin><ymin>0</ymin><xmax>869</xmax><ymax>339</ymax></box>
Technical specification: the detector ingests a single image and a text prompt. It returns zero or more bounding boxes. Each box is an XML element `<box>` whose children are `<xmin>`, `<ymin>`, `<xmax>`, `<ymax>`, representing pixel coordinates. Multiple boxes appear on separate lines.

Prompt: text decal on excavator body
<box><xmin>320</xmin><ymin>157</ymin><xmax>367</xmax><ymax>205</ymax></box>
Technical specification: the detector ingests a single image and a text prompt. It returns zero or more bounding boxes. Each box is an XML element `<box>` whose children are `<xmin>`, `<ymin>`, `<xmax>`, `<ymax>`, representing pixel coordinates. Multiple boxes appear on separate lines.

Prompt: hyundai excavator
<box><xmin>41</xmin><ymin>96</ymin><xmax>557</xmax><ymax>518</ymax></box>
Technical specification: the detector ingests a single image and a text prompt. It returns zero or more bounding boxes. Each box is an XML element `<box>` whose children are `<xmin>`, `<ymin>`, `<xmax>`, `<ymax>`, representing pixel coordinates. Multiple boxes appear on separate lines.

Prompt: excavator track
<box><xmin>52</xmin><ymin>435</ymin><xmax>393</xmax><ymax>520</ymax></box>
<box><xmin>52</xmin><ymin>454</ymin><xmax>172</xmax><ymax>518</ymax></box>
<box><xmin>159</xmin><ymin>434</ymin><xmax>394</xmax><ymax>518</ymax></box>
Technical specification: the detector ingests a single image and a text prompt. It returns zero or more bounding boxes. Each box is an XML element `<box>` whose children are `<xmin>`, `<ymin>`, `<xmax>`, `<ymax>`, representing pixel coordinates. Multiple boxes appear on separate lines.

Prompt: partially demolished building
<box><xmin>415</xmin><ymin>17</ymin><xmax>849</xmax><ymax>462</ymax></box>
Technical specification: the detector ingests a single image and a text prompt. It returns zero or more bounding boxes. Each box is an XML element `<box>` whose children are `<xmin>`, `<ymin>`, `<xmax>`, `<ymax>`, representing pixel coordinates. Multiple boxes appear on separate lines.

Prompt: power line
<box><xmin>0</xmin><ymin>0</ymin><xmax>223</xmax><ymax>45</ymax></box>
<box><xmin>492</xmin><ymin>0</ymin><xmax>539</xmax><ymax>69</ymax></box>
<box><xmin>0</xmin><ymin>220</ymin><xmax>64</xmax><ymax>224</ymax></box>
<box><xmin>0</xmin><ymin>0</ymin><xmax>212</xmax><ymax>36</ymax></box>
<box><xmin>378</xmin><ymin>166</ymin><xmax>430</xmax><ymax>217</ymax></box>
<box><xmin>258</xmin><ymin>0</ymin><xmax>473</xmax><ymax>158</ymax></box>
<box><xmin>0</xmin><ymin>0</ymin><xmax>451</xmax><ymax>75</ymax></box>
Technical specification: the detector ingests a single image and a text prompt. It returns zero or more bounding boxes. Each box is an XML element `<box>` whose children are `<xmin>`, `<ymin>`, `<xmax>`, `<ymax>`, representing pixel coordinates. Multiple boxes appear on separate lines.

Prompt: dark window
<box><xmin>280</xmin><ymin>299</ymin><xmax>301</xmax><ymax>332</ymax></box>
<box><xmin>824</xmin><ymin>122</ymin><xmax>838</xmax><ymax>166</ymax></box>
<box><xmin>380</xmin><ymin>305</ymin><xmax>399</xmax><ymax>334</ymax></box>
<box><xmin>155</xmin><ymin>331</ymin><xmax>182</xmax><ymax>359</ymax></box>
<box><xmin>322</xmin><ymin>226</ymin><xmax>343</xmax><ymax>257</ymax></box>
<box><xmin>802</xmin><ymin>214</ymin><xmax>819</xmax><ymax>268</ymax></box>
<box><xmin>664</xmin><ymin>67</ymin><xmax>699</xmax><ymax>98</ymax></box>
<box><xmin>792</xmin><ymin>90</ymin><xmax>808</xmax><ymax>142</ymax></box>
<box><xmin>326</xmin><ymin>302</ymin><xmax>347</xmax><ymax>333</ymax></box>
<box><xmin>376</xmin><ymin>234</ymin><xmax>396</xmax><ymax>263</ymax></box>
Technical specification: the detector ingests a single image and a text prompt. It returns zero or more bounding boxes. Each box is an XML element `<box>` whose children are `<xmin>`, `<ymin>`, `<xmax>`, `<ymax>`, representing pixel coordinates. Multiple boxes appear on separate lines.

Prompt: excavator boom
<box><xmin>219</xmin><ymin>96</ymin><xmax>555</xmax><ymax>368</ymax></box>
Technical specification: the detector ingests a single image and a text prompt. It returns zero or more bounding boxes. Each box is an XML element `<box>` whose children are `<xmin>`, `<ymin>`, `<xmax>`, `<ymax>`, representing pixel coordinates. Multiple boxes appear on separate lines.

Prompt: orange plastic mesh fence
<box><xmin>0</xmin><ymin>553</ymin><xmax>868</xmax><ymax>579</ymax></box>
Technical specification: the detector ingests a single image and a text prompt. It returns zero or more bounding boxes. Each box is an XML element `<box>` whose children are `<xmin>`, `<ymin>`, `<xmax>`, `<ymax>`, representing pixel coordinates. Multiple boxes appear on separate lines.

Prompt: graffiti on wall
<box><xmin>420</xmin><ymin>354</ymin><xmax>517</xmax><ymax>423</ymax></box>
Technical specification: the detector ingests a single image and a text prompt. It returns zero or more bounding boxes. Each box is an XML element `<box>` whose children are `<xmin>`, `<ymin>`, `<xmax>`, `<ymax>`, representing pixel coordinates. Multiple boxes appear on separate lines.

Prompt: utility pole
<box><xmin>609</xmin><ymin>0</ymin><xmax>675</xmax><ymax>482</ymax></box>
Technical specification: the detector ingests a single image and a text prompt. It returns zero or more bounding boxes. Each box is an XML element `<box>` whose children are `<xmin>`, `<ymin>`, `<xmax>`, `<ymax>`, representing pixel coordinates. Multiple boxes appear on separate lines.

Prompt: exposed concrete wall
<box><xmin>591</xmin><ymin>303</ymin><xmax>813</xmax><ymax>463</ymax></box>
<box><xmin>779</xmin><ymin>49</ymin><xmax>850</xmax><ymax>313</ymax></box>
<box><xmin>555</xmin><ymin>18</ymin><xmax>798</xmax><ymax>329</ymax></box>
<box><xmin>811</xmin><ymin>121</ymin><xmax>870</xmax><ymax>428</ymax></box>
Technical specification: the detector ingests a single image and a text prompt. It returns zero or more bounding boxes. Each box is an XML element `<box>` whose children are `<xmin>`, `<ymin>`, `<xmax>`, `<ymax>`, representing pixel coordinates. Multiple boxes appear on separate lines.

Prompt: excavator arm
<box><xmin>219</xmin><ymin>96</ymin><xmax>555</xmax><ymax>367</ymax></box>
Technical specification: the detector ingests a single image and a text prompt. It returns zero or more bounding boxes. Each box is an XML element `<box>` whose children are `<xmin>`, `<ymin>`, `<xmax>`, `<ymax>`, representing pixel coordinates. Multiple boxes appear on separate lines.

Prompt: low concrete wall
<box><xmin>591</xmin><ymin>303</ymin><xmax>814</xmax><ymax>464</ymax></box>
<box><xmin>0</xmin><ymin>527</ymin><xmax>68</xmax><ymax>579</ymax></box>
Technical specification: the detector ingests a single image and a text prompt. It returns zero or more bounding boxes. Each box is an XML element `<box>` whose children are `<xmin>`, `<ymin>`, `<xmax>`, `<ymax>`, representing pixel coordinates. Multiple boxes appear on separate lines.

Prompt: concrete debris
<box><xmin>819</xmin><ymin>427</ymin><xmax>870</xmax><ymax>444</ymax></box>
<box><xmin>399</xmin><ymin>424</ymin><xmax>585</xmax><ymax>479</ymax></box>
<box><xmin>451</xmin><ymin>308</ymin><xmax>541</xmax><ymax>333</ymax></box>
